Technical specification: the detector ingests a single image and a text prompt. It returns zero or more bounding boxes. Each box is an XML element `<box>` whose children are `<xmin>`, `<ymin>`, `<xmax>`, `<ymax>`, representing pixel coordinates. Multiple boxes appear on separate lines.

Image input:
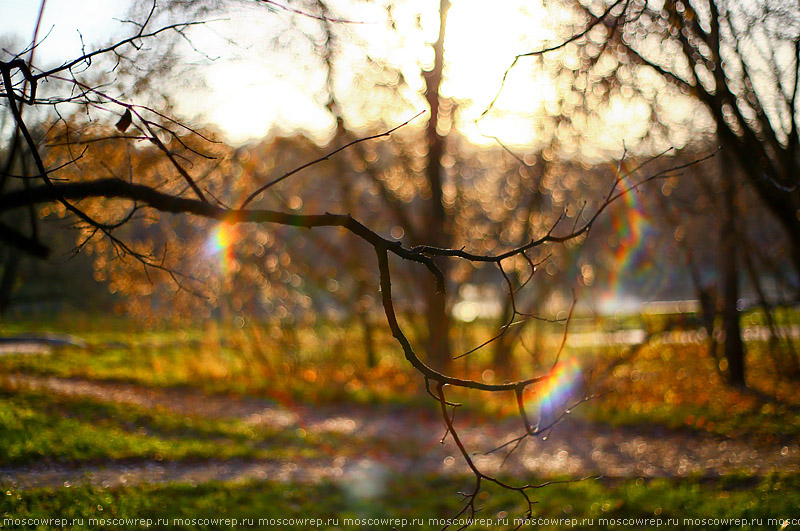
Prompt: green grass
<box><xmin>0</xmin><ymin>383</ymin><xmax>323</xmax><ymax>465</ymax></box>
<box><xmin>2</xmin><ymin>315</ymin><xmax>800</xmax><ymax>440</ymax></box>
<box><xmin>2</xmin><ymin>315</ymin><xmax>800</xmax><ymax>448</ymax></box>
<box><xmin>1</xmin><ymin>474</ymin><xmax>798</xmax><ymax>530</ymax></box>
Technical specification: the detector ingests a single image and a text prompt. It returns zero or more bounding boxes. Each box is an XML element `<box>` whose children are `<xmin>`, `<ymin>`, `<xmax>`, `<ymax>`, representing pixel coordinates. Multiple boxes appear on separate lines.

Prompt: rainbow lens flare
<box><xmin>523</xmin><ymin>357</ymin><xmax>582</xmax><ymax>429</ymax></box>
<box><xmin>206</xmin><ymin>222</ymin><xmax>238</xmax><ymax>273</ymax></box>
<box><xmin>601</xmin><ymin>162</ymin><xmax>657</xmax><ymax>308</ymax></box>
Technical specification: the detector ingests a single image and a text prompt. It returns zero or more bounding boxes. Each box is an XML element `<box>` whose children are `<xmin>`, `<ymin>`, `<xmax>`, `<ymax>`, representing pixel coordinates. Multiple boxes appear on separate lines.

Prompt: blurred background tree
<box><xmin>2</xmin><ymin>0</ymin><xmax>797</xmax><ymax>390</ymax></box>
<box><xmin>512</xmin><ymin>0</ymin><xmax>800</xmax><ymax>386</ymax></box>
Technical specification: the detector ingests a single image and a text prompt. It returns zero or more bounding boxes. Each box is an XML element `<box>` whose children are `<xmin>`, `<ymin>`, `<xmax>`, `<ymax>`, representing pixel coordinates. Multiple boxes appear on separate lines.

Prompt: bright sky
<box><xmin>0</xmin><ymin>0</ymin><xmax>662</xmax><ymax>153</ymax></box>
<box><xmin>0</xmin><ymin>0</ymin><xmax>131</xmax><ymax>59</ymax></box>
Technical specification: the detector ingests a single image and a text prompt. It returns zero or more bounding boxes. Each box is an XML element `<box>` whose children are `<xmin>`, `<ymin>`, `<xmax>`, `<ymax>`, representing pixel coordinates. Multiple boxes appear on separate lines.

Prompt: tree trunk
<box><xmin>492</xmin><ymin>299</ymin><xmax>515</xmax><ymax>381</ymax></box>
<box><xmin>720</xmin><ymin>173</ymin><xmax>746</xmax><ymax>387</ymax></box>
<box><xmin>741</xmin><ymin>234</ymin><xmax>800</xmax><ymax>379</ymax></box>
<box><xmin>359</xmin><ymin>311</ymin><xmax>378</xmax><ymax>369</ymax></box>
<box><xmin>421</xmin><ymin>0</ymin><xmax>452</xmax><ymax>371</ymax></box>
<box><xmin>713</xmin><ymin>111</ymin><xmax>800</xmax><ymax>287</ymax></box>
<box><xmin>0</xmin><ymin>252</ymin><xmax>20</xmax><ymax>314</ymax></box>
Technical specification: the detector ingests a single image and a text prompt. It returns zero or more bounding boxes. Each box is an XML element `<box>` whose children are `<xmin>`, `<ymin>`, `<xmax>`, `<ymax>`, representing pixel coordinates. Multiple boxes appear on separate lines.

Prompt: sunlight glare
<box><xmin>442</xmin><ymin>0</ymin><xmax>558</xmax><ymax>145</ymax></box>
<box><xmin>186</xmin><ymin>0</ymin><xmax>565</xmax><ymax>146</ymax></box>
<box><xmin>1</xmin><ymin>0</ymin><xmax>665</xmax><ymax>154</ymax></box>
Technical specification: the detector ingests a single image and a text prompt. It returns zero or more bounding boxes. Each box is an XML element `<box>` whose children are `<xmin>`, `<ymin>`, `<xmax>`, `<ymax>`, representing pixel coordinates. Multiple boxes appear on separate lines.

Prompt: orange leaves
<box><xmin>302</xmin><ymin>368</ymin><xmax>318</xmax><ymax>383</ymax></box>
<box><xmin>587</xmin><ymin>341</ymin><xmax>800</xmax><ymax>437</ymax></box>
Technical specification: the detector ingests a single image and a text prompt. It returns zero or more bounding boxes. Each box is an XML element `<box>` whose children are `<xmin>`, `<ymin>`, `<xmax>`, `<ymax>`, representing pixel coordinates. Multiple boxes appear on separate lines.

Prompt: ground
<box><xmin>2</xmin><ymin>372</ymin><xmax>798</xmax><ymax>489</ymax></box>
<box><xmin>1</xmin><ymin>324</ymin><xmax>799</xmax><ymax>529</ymax></box>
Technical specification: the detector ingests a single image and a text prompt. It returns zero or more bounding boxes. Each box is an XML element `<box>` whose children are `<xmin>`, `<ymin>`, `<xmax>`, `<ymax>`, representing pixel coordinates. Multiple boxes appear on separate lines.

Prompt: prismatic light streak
<box><xmin>523</xmin><ymin>357</ymin><xmax>582</xmax><ymax>428</ymax></box>
<box><xmin>206</xmin><ymin>222</ymin><xmax>239</xmax><ymax>274</ymax></box>
<box><xmin>602</xmin><ymin>159</ymin><xmax>657</xmax><ymax>307</ymax></box>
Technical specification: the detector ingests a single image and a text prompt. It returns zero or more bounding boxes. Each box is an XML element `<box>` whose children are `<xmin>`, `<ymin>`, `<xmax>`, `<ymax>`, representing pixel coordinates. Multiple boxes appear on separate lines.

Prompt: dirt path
<box><xmin>2</xmin><ymin>373</ymin><xmax>799</xmax><ymax>489</ymax></box>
